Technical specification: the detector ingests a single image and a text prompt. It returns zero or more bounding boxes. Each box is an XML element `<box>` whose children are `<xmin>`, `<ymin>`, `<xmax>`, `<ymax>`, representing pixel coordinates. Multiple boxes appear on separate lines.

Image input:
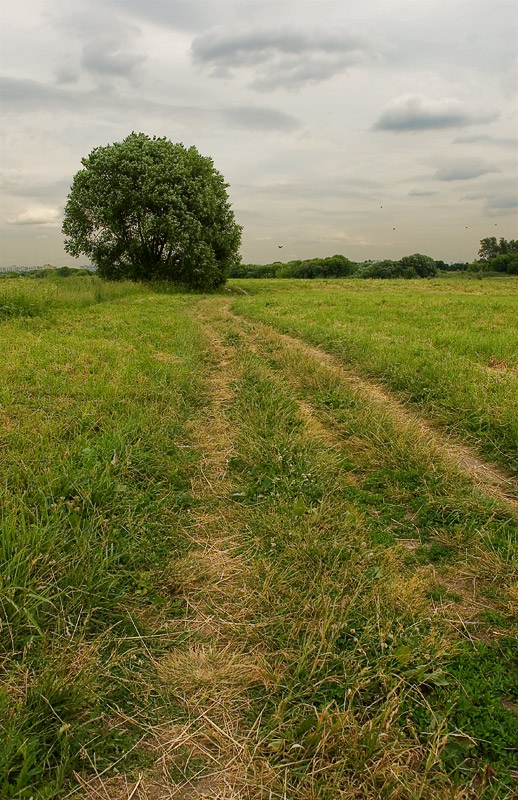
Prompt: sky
<box><xmin>1</xmin><ymin>0</ymin><xmax>517</xmax><ymax>267</ymax></box>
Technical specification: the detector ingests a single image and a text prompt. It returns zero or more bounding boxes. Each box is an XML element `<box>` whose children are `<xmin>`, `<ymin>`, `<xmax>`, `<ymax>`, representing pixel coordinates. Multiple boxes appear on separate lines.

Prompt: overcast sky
<box><xmin>1</xmin><ymin>0</ymin><xmax>517</xmax><ymax>266</ymax></box>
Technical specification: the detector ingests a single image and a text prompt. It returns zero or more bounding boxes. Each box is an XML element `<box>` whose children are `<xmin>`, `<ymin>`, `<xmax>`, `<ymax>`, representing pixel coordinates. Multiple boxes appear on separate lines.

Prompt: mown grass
<box><xmin>229</xmin><ymin>275</ymin><xmax>518</xmax><ymax>476</ymax></box>
<box><xmin>0</xmin><ymin>284</ymin><xmax>212</xmax><ymax>796</ymax></box>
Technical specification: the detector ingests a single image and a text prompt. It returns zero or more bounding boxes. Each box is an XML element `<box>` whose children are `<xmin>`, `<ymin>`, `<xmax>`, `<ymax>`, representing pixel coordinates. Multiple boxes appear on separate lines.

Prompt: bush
<box><xmin>484</xmin><ymin>253</ymin><xmax>518</xmax><ymax>275</ymax></box>
<box><xmin>399</xmin><ymin>253</ymin><xmax>437</xmax><ymax>277</ymax></box>
<box><xmin>229</xmin><ymin>263</ymin><xmax>279</xmax><ymax>278</ymax></box>
<box><xmin>356</xmin><ymin>260</ymin><xmax>403</xmax><ymax>279</ymax></box>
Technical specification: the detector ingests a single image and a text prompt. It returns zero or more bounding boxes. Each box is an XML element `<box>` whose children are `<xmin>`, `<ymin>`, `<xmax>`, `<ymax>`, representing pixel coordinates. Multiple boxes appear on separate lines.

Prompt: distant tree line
<box><xmin>230</xmin><ymin>237</ymin><xmax>518</xmax><ymax>280</ymax></box>
<box><xmin>231</xmin><ymin>254</ymin><xmax>355</xmax><ymax>279</ymax></box>
<box><xmin>0</xmin><ymin>266</ymin><xmax>94</xmax><ymax>280</ymax></box>
<box><xmin>230</xmin><ymin>252</ymin><xmax>440</xmax><ymax>279</ymax></box>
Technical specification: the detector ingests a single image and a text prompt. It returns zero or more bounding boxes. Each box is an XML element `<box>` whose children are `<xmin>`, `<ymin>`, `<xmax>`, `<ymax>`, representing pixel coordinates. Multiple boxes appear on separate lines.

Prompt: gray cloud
<box><xmin>408</xmin><ymin>189</ymin><xmax>438</xmax><ymax>196</ymax></box>
<box><xmin>191</xmin><ymin>27</ymin><xmax>369</xmax><ymax>90</ymax></box>
<box><xmin>81</xmin><ymin>36</ymin><xmax>146</xmax><ymax>79</ymax></box>
<box><xmin>462</xmin><ymin>189</ymin><xmax>518</xmax><ymax>216</ymax></box>
<box><xmin>221</xmin><ymin>106</ymin><xmax>299</xmax><ymax>131</ymax></box>
<box><xmin>102</xmin><ymin>0</ymin><xmax>216</xmax><ymax>32</ymax></box>
<box><xmin>0</xmin><ymin>77</ymin><xmax>70</xmax><ymax>112</ymax></box>
<box><xmin>453</xmin><ymin>134</ymin><xmax>517</xmax><ymax>148</ymax></box>
<box><xmin>434</xmin><ymin>159</ymin><xmax>499</xmax><ymax>181</ymax></box>
<box><xmin>0</xmin><ymin>76</ymin><xmax>298</xmax><ymax>132</ymax></box>
<box><xmin>54</xmin><ymin>10</ymin><xmax>146</xmax><ymax>82</ymax></box>
<box><xmin>484</xmin><ymin>194</ymin><xmax>517</xmax><ymax>215</ymax></box>
<box><xmin>374</xmin><ymin>94</ymin><xmax>498</xmax><ymax>131</ymax></box>
<box><xmin>54</xmin><ymin>66</ymin><xmax>79</xmax><ymax>85</ymax></box>
<box><xmin>2</xmin><ymin>174</ymin><xmax>71</xmax><ymax>200</ymax></box>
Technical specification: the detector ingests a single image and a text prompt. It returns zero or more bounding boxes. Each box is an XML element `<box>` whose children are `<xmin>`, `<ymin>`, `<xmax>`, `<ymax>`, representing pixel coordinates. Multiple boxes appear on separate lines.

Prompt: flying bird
<box><xmin>278</xmin><ymin>245</ymin><xmax>283</xmax><ymax>248</ymax></box>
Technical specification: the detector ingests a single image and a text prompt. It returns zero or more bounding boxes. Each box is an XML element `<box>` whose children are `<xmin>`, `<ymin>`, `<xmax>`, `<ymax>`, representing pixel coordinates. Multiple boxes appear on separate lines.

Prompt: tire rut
<box><xmin>229</xmin><ymin>310</ymin><xmax>518</xmax><ymax>516</ymax></box>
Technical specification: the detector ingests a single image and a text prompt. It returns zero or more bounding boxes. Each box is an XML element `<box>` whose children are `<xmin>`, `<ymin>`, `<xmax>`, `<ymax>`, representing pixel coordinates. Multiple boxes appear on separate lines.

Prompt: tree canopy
<box><xmin>62</xmin><ymin>133</ymin><xmax>242</xmax><ymax>289</ymax></box>
<box><xmin>477</xmin><ymin>237</ymin><xmax>518</xmax><ymax>274</ymax></box>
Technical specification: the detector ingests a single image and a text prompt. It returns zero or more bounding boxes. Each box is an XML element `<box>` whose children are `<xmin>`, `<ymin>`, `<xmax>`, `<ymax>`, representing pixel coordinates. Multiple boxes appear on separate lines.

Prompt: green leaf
<box><xmin>293</xmin><ymin>497</ymin><xmax>306</xmax><ymax>515</ymax></box>
<box><xmin>425</xmin><ymin>669</ymin><xmax>450</xmax><ymax>687</ymax></box>
<box><xmin>393</xmin><ymin>645</ymin><xmax>413</xmax><ymax>665</ymax></box>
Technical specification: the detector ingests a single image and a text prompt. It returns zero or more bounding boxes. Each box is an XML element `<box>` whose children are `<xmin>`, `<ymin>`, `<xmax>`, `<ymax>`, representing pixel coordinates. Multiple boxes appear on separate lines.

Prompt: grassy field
<box><xmin>230</xmin><ymin>276</ymin><xmax>518</xmax><ymax>477</ymax></box>
<box><xmin>0</xmin><ymin>275</ymin><xmax>517</xmax><ymax>799</ymax></box>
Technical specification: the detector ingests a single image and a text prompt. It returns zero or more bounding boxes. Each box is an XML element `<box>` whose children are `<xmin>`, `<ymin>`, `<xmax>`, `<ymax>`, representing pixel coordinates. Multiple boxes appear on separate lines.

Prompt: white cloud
<box><xmin>9</xmin><ymin>207</ymin><xmax>61</xmax><ymax>226</ymax></box>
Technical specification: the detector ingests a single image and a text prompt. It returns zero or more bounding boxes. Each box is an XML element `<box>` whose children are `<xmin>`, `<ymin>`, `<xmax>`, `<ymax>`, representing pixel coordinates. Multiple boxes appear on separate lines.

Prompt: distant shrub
<box><xmin>356</xmin><ymin>260</ymin><xmax>403</xmax><ymax>279</ymax></box>
<box><xmin>355</xmin><ymin>254</ymin><xmax>437</xmax><ymax>279</ymax></box>
<box><xmin>399</xmin><ymin>253</ymin><xmax>437</xmax><ymax>277</ymax></box>
<box><xmin>278</xmin><ymin>255</ymin><xmax>355</xmax><ymax>278</ymax></box>
<box><xmin>484</xmin><ymin>253</ymin><xmax>518</xmax><ymax>275</ymax></box>
<box><xmin>440</xmin><ymin>262</ymin><xmax>469</xmax><ymax>272</ymax></box>
<box><xmin>229</xmin><ymin>263</ymin><xmax>279</xmax><ymax>278</ymax></box>
<box><xmin>26</xmin><ymin>269</ymin><xmax>55</xmax><ymax>279</ymax></box>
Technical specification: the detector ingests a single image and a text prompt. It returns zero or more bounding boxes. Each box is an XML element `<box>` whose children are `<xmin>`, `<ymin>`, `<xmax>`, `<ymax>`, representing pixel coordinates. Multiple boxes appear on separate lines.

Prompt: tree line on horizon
<box><xmin>230</xmin><ymin>237</ymin><xmax>518</xmax><ymax>280</ymax></box>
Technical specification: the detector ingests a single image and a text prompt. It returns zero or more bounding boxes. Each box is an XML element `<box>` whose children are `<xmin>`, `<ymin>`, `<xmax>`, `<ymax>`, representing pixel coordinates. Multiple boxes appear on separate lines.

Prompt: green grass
<box><xmin>0</xmin><ymin>283</ymin><xmax>212</xmax><ymax>796</ymax></box>
<box><xmin>0</xmin><ymin>275</ymin><xmax>142</xmax><ymax>320</ymax></box>
<box><xmin>1</xmin><ymin>276</ymin><xmax>517</xmax><ymax>798</ymax></box>
<box><xmin>190</xmin><ymin>301</ymin><xmax>517</xmax><ymax>797</ymax></box>
<box><xmin>229</xmin><ymin>275</ymin><xmax>518</xmax><ymax>476</ymax></box>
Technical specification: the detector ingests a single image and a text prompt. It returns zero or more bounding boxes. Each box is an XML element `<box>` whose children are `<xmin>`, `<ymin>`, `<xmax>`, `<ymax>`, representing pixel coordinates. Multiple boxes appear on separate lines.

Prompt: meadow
<box><xmin>0</xmin><ymin>274</ymin><xmax>517</xmax><ymax>799</ymax></box>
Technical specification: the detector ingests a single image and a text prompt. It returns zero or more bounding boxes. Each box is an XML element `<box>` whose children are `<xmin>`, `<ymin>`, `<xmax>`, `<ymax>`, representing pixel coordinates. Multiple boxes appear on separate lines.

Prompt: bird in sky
<box><xmin>278</xmin><ymin>245</ymin><xmax>283</xmax><ymax>248</ymax></box>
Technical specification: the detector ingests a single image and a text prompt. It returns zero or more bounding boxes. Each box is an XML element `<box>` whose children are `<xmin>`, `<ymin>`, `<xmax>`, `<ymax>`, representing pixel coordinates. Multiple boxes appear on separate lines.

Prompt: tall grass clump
<box><xmin>0</xmin><ymin>282</ymin><xmax>51</xmax><ymax>319</ymax></box>
<box><xmin>0</xmin><ymin>276</ymin><xmax>144</xmax><ymax>322</ymax></box>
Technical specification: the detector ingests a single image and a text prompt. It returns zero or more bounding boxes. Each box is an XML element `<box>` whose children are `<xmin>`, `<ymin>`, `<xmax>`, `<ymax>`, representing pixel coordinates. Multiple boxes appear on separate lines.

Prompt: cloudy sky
<box><xmin>1</xmin><ymin>0</ymin><xmax>517</xmax><ymax>266</ymax></box>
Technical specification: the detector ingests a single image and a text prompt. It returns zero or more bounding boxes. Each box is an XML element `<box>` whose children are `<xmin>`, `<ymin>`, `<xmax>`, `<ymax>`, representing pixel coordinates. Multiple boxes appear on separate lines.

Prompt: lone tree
<box><xmin>62</xmin><ymin>133</ymin><xmax>242</xmax><ymax>289</ymax></box>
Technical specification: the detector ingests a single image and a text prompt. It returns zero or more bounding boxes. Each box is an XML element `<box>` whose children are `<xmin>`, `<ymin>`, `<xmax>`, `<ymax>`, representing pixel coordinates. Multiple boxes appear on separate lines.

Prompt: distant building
<box><xmin>0</xmin><ymin>263</ymin><xmax>56</xmax><ymax>274</ymax></box>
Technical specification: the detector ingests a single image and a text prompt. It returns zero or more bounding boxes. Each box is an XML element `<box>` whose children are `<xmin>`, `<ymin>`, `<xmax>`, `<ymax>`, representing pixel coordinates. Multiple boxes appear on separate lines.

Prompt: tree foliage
<box><xmin>231</xmin><ymin>253</ymin><xmax>442</xmax><ymax>280</ymax></box>
<box><xmin>477</xmin><ymin>237</ymin><xmax>518</xmax><ymax>274</ymax></box>
<box><xmin>478</xmin><ymin>236</ymin><xmax>518</xmax><ymax>260</ymax></box>
<box><xmin>230</xmin><ymin>255</ymin><xmax>355</xmax><ymax>279</ymax></box>
<box><xmin>62</xmin><ymin>133</ymin><xmax>242</xmax><ymax>289</ymax></box>
<box><xmin>398</xmin><ymin>253</ymin><xmax>437</xmax><ymax>277</ymax></box>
